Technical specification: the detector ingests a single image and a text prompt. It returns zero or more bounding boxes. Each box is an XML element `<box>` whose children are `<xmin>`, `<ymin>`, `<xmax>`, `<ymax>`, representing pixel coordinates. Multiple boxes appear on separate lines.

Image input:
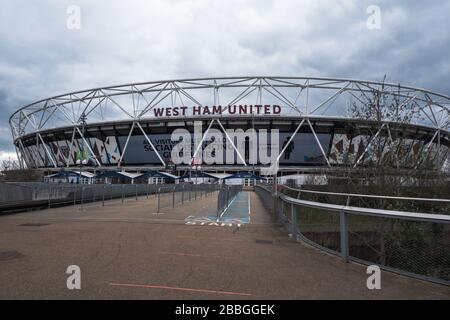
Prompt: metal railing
<box><xmin>155</xmin><ymin>184</ymin><xmax>218</xmax><ymax>213</ymax></box>
<box><xmin>0</xmin><ymin>182</ymin><xmax>218</xmax><ymax>213</ymax></box>
<box><xmin>217</xmin><ymin>185</ymin><xmax>242</xmax><ymax>218</ymax></box>
<box><xmin>255</xmin><ymin>184</ymin><xmax>450</xmax><ymax>285</ymax></box>
<box><xmin>281</xmin><ymin>185</ymin><xmax>450</xmax><ymax>215</ymax></box>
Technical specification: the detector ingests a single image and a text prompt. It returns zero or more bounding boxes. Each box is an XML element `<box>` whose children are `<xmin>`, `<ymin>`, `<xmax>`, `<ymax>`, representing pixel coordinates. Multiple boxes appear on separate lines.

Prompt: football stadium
<box><xmin>8</xmin><ymin>76</ymin><xmax>450</xmax><ymax>182</ymax></box>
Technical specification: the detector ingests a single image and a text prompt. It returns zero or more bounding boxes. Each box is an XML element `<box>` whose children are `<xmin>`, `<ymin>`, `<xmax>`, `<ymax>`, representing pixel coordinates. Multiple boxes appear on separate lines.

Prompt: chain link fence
<box><xmin>0</xmin><ymin>182</ymin><xmax>218</xmax><ymax>213</ymax></box>
<box><xmin>155</xmin><ymin>184</ymin><xmax>218</xmax><ymax>212</ymax></box>
<box><xmin>255</xmin><ymin>184</ymin><xmax>450</xmax><ymax>285</ymax></box>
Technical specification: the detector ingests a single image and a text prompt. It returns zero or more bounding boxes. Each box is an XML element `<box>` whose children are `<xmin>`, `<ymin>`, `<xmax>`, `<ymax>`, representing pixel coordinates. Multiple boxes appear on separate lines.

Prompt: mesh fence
<box><xmin>255</xmin><ymin>184</ymin><xmax>450</xmax><ymax>284</ymax></box>
<box><xmin>156</xmin><ymin>185</ymin><xmax>217</xmax><ymax>211</ymax></box>
<box><xmin>0</xmin><ymin>182</ymin><xmax>218</xmax><ymax>212</ymax></box>
<box><xmin>295</xmin><ymin>205</ymin><xmax>341</xmax><ymax>252</ymax></box>
<box><xmin>347</xmin><ymin>214</ymin><xmax>450</xmax><ymax>281</ymax></box>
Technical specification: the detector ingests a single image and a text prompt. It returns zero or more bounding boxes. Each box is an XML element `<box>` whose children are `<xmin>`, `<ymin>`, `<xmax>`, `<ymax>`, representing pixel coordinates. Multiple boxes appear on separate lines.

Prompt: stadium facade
<box><xmin>8</xmin><ymin>77</ymin><xmax>450</xmax><ymax>176</ymax></box>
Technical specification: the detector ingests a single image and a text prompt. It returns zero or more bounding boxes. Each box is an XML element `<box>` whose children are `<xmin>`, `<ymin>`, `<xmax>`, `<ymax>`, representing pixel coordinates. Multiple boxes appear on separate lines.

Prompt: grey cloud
<box><xmin>0</xmin><ymin>0</ymin><xmax>449</xmax><ymax>154</ymax></box>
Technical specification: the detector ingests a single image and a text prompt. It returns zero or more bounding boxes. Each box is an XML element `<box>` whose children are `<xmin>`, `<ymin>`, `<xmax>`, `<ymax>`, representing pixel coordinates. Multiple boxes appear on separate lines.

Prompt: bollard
<box><xmin>102</xmin><ymin>185</ymin><xmax>105</xmax><ymax>206</ymax></box>
<box><xmin>122</xmin><ymin>185</ymin><xmax>124</xmax><ymax>203</ymax></box>
<box><xmin>136</xmin><ymin>184</ymin><xmax>138</xmax><ymax>201</ymax></box>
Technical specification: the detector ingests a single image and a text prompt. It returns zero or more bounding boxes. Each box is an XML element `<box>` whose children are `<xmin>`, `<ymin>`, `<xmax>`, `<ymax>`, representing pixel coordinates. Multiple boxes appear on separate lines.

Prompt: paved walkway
<box><xmin>0</xmin><ymin>191</ymin><xmax>448</xmax><ymax>299</ymax></box>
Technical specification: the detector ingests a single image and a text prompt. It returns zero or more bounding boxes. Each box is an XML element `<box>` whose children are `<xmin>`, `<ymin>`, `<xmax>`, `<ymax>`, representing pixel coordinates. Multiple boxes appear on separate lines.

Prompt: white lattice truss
<box><xmin>8</xmin><ymin>76</ymin><xmax>450</xmax><ymax>170</ymax></box>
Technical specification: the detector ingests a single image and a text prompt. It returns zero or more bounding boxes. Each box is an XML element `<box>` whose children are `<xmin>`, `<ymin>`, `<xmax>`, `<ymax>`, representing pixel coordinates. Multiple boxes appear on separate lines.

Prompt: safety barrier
<box><xmin>155</xmin><ymin>184</ymin><xmax>218</xmax><ymax>213</ymax></box>
<box><xmin>0</xmin><ymin>182</ymin><xmax>218</xmax><ymax>213</ymax></box>
<box><xmin>255</xmin><ymin>184</ymin><xmax>450</xmax><ymax>285</ymax></box>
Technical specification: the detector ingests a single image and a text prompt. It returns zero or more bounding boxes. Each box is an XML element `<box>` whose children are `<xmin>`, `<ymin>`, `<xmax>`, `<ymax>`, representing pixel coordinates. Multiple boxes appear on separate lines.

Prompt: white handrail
<box><xmin>280</xmin><ymin>193</ymin><xmax>450</xmax><ymax>224</ymax></box>
<box><xmin>282</xmin><ymin>185</ymin><xmax>450</xmax><ymax>203</ymax></box>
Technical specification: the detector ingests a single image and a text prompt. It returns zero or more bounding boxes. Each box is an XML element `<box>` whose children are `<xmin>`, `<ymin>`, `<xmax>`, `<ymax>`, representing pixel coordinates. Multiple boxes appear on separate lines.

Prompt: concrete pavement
<box><xmin>0</xmin><ymin>191</ymin><xmax>449</xmax><ymax>299</ymax></box>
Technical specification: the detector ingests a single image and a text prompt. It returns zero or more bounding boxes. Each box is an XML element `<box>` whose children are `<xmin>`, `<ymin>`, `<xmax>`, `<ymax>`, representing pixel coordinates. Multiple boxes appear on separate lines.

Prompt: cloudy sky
<box><xmin>0</xmin><ymin>0</ymin><xmax>449</xmax><ymax>161</ymax></box>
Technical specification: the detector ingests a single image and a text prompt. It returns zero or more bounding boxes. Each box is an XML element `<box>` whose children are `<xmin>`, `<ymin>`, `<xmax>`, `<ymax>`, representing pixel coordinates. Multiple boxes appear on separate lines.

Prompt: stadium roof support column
<box><xmin>276</xmin><ymin>118</ymin><xmax>305</xmax><ymax>163</ymax></box>
<box><xmin>216</xmin><ymin>119</ymin><xmax>247</xmax><ymax>166</ymax></box>
<box><xmin>307</xmin><ymin>118</ymin><xmax>331</xmax><ymax>167</ymax></box>
<box><xmin>37</xmin><ymin>132</ymin><xmax>57</xmax><ymax>168</ymax></box>
<box><xmin>75</xmin><ymin>126</ymin><xmax>101</xmax><ymax>167</ymax></box>
<box><xmin>136</xmin><ymin>121</ymin><xmax>166</xmax><ymax>166</ymax></box>
<box><xmin>191</xmin><ymin>119</ymin><xmax>215</xmax><ymax>163</ymax></box>
<box><xmin>17</xmin><ymin>139</ymin><xmax>31</xmax><ymax>168</ymax></box>
<box><xmin>118</xmin><ymin>122</ymin><xmax>136</xmax><ymax>167</ymax></box>
<box><xmin>21</xmin><ymin>138</ymin><xmax>37</xmax><ymax>168</ymax></box>
<box><xmin>66</xmin><ymin>127</ymin><xmax>77</xmax><ymax>168</ymax></box>
<box><xmin>354</xmin><ymin>123</ymin><xmax>386</xmax><ymax>167</ymax></box>
<box><xmin>192</xmin><ymin>118</ymin><xmax>247</xmax><ymax>166</ymax></box>
<box><xmin>414</xmin><ymin>129</ymin><xmax>439</xmax><ymax>169</ymax></box>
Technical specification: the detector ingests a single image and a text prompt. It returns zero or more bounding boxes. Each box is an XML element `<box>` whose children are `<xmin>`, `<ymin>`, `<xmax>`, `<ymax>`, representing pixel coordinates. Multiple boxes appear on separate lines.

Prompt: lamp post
<box><xmin>78</xmin><ymin>112</ymin><xmax>87</xmax><ymax>184</ymax></box>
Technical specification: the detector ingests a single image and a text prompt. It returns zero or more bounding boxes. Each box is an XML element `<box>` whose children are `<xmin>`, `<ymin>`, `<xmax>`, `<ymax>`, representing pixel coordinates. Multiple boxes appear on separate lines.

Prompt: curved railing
<box><xmin>255</xmin><ymin>184</ymin><xmax>450</xmax><ymax>285</ymax></box>
<box><xmin>9</xmin><ymin>76</ymin><xmax>450</xmax><ymax>141</ymax></box>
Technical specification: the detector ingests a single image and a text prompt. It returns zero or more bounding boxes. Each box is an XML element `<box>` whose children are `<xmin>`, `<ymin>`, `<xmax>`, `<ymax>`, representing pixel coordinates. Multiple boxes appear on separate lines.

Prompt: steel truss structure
<box><xmin>8</xmin><ymin>76</ymin><xmax>450</xmax><ymax>171</ymax></box>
